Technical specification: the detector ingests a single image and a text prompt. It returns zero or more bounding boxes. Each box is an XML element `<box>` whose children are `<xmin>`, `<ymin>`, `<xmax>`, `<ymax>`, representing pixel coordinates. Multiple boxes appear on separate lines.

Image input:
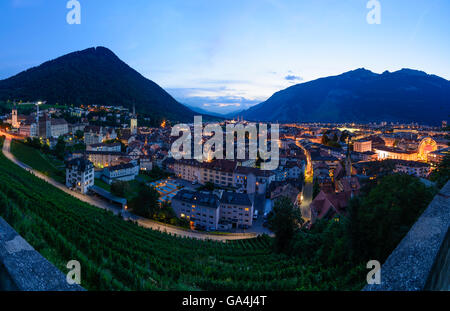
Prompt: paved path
<box><xmin>1</xmin><ymin>134</ymin><xmax>259</xmax><ymax>241</ymax></box>
<box><xmin>300</xmin><ymin>181</ymin><xmax>313</xmax><ymax>220</ymax></box>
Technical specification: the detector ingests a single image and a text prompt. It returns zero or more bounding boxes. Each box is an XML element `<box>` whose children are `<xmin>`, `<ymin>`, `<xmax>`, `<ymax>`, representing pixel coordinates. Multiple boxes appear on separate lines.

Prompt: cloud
<box><xmin>285</xmin><ymin>74</ymin><xmax>303</xmax><ymax>82</ymax></box>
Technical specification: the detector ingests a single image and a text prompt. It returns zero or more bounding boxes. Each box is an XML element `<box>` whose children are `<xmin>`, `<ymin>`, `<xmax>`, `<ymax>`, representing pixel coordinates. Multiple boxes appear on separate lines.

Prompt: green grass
<box><xmin>136</xmin><ymin>173</ymin><xmax>159</xmax><ymax>183</ymax></box>
<box><xmin>0</xmin><ymin>138</ymin><xmax>366</xmax><ymax>291</ymax></box>
<box><xmin>10</xmin><ymin>140</ymin><xmax>65</xmax><ymax>183</ymax></box>
<box><xmin>95</xmin><ymin>178</ymin><xmax>141</xmax><ymax>200</ymax></box>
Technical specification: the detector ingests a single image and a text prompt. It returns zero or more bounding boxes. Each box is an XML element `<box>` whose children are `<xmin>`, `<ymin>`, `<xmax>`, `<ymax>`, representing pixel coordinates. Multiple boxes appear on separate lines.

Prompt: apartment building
<box><xmin>393</xmin><ymin>160</ymin><xmax>431</xmax><ymax>178</ymax></box>
<box><xmin>200</xmin><ymin>160</ymin><xmax>236</xmax><ymax>187</ymax></box>
<box><xmin>65</xmin><ymin>158</ymin><xmax>94</xmax><ymax>194</ymax></box>
<box><xmin>219</xmin><ymin>191</ymin><xmax>253</xmax><ymax>228</ymax></box>
<box><xmin>173</xmin><ymin>159</ymin><xmax>202</xmax><ymax>183</ymax></box>
<box><xmin>353</xmin><ymin>139</ymin><xmax>372</xmax><ymax>153</ymax></box>
<box><xmin>174</xmin><ymin>159</ymin><xmax>276</xmax><ymax>194</ymax></box>
<box><xmin>172</xmin><ymin>190</ymin><xmax>220</xmax><ymax>231</ymax></box>
<box><xmin>72</xmin><ymin>151</ymin><xmax>130</xmax><ymax>168</ymax></box>
<box><xmin>51</xmin><ymin>119</ymin><xmax>69</xmax><ymax>137</ymax></box>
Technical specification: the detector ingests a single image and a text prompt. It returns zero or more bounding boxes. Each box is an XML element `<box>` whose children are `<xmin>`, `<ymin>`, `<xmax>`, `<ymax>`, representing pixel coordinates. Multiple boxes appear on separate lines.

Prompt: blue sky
<box><xmin>1</xmin><ymin>0</ymin><xmax>449</xmax><ymax>114</ymax></box>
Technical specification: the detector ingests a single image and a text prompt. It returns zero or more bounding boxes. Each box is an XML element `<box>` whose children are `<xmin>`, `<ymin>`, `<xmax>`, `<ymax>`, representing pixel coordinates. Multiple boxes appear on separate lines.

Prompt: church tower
<box><xmin>12</xmin><ymin>104</ymin><xmax>19</xmax><ymax>128</ymax></box>
<box><xmin>130</xmin><ymin>104</ymin><xmax>138</xmax><ymax>135</ymax></box>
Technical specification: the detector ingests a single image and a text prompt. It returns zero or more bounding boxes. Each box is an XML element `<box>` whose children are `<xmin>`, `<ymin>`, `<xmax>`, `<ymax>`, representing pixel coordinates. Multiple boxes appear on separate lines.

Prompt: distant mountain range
<box><xmin>185</xmin><ymin>104</ymin><xmax>244</xmax><ymax>119</ymax></box>
<box><xmin>240</xmin><ymin>68</ymin><xmax>450</xmax><ymax>125</ymax></box>
<box><xmin>0</xmin><ymin>47</ymin><xmax>196</xmax><ymax>122</ymax></box>
<box><xmin>1</xmin><ymin>48</ymin><xmax>448</xmax><ymax>125</ymax></box>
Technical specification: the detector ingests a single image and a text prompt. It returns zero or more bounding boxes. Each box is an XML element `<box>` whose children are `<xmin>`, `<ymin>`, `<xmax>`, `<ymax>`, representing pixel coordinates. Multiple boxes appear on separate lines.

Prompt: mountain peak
<box><xmin>59</xmin><ymin>46</ymin><xmax>120</xmax><ymax>61</ymax></box>
<box><xmin>341</xmin><ymin>68</ymin><xmax>376</xmax><ymax>78</ymax></box>
<box><xmin>0</xmin><ymin>47</ymin><xmax>195</xmax><ymax>122</ymax></box>
<box><xmin>241</xmin><ymin>68</ymin><xmax>450</xmax><ymax>125</ymax></box>
<box><xmin>394</xmin><ymin>68</ymin><xmax>428</xmax><ymax>76</ymax></box>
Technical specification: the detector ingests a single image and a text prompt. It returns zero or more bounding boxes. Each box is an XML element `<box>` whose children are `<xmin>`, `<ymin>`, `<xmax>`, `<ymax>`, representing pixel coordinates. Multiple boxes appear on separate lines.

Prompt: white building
<box><xmin>66</xmin><ymin>158</ymin><xmax>94</xmax><ymax>194</ymax></box>
<box><xmin>50</xmin><ymin>119</ymin><xmax>69</xmax><ymax>138</ymax></box>
<box><xmin>84</xmin><ymin>126</ymin><xmax>117</xmax><ymax>146</ymax></box>
<box><xmin>101</xmin><ymin>162</ymin><xmax>140</xmax><ymax>184</ymax></box>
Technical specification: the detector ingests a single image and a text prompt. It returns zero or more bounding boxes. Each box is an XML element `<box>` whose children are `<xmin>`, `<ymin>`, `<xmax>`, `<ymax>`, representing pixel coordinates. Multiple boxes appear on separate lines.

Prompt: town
<box><xmin>1</xmin><ymin>101</ymin><xmax>448</xmax><ymax>235</ymax></box>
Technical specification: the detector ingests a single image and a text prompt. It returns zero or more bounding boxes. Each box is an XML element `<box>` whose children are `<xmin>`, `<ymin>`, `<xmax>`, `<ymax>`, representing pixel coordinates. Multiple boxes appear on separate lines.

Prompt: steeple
<box><xmin>12</xmin><ymin>103</ymin><xmax>19</xmax><ymax>128</ymax></box>
<box><xmin>130</xmin><ymin>104</ymin><xmax>138</xmax><ymax>135</ymax></box>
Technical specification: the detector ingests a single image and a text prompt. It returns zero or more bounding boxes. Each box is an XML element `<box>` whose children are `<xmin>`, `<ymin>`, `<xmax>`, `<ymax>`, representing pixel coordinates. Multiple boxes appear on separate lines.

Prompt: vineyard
<box><xmin>0</xmin><ymin>139</ymin><xmax>365</xmax><ymax>291</ymax></box>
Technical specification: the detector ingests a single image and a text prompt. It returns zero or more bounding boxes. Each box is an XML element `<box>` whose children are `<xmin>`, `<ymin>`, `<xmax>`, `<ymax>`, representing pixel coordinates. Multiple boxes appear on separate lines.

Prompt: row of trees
<box><xmin>24</xmin><ymin>136</ymin><xmax>66</xmax><ymax>160</ymax></box>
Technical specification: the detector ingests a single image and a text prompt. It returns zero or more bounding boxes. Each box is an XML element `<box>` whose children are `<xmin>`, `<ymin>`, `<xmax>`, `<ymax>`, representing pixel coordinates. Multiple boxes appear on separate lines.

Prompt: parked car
<box><xmin>253</xmin><ymin>210</ymin><xmax>259</xmax><ymax>220</ymax></box>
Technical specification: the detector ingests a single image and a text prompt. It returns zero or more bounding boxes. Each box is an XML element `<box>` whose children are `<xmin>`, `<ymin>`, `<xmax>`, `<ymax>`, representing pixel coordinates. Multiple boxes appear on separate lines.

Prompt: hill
<box><xmin>241</xmin><ymin>68</ymin><xmax>450</xmax><ymax>125</ymax></box>
<box><xmin>0</xmin><ymin>47</ymin><xmax>195</xmax><ymax>122</ymax></box>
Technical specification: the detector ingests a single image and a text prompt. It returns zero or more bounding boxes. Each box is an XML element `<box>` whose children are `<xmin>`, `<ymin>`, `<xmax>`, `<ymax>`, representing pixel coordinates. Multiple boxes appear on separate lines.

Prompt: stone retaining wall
<box><xmin>364</xmin><ymin>181</ymin><xmax>450</xmax><ymax>291</ymax></box>
<box><xmin>0</xmin><ymin>217</ymin><xmax>84</xmax><ymax>291</ymax></box>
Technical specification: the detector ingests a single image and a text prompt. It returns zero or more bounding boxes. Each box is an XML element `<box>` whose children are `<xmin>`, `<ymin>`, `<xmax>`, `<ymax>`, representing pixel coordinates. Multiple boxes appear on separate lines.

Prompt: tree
<box><xmin>74</xmin><ymin>130</ymin><xmax>84</xmax><ymax>140</ymax></box>
<box><xmin>53</xmin><ymin>136</ymin><xmax>66</xmax><ymax>160</ymax></box>
<box><xmin>321</xmin><ymin>132</ymin><xmax>341</xmax><ymax>148</ymax></box>
<box><xmin>25</xmin><ymin>137</ymin><xmax>42</xmax><ymax>149</ymax></box>
<box><xmin>347</xmin><ymin>174</ymin><xmax>436</xmax><ymax>263</ymax></box>
<box><xmin>128</xmin><ymin>184</ymin><xmax>160</xmax><ymax>218</ymax></box>
<box><xmin>41</xmin><ymin>143</ymin><xmax>50</xmax><ymax>154</ymax></box>
<box><xmin>267</xmin><ymin>196</ymin><xmax>304</xmax><ymax>253</ymax></box>
<box><xmin>111</xmin><ymin>181</ymin><xmax>130</xmax><ymax>198</ymax></box>
<box><xmin>429</xmin><ymin>154</ymin><xmax>450</xmax><ymax>189</ymax></box>
<box><xmin>312</xmin><ymin>179</ymin><xmax>321</xmax><ymax>199</ymax></box>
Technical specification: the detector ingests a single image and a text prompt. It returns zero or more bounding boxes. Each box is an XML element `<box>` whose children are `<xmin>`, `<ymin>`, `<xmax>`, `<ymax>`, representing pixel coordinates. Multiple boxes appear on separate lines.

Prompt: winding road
<box><xmin>1</xmin><ymin>133</ymin><xmax>259</xmax><ymax>241</ymax></box>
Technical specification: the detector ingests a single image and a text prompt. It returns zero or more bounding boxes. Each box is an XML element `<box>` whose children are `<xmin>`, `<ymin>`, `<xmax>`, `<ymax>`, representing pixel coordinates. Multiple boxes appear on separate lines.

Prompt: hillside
<box><xmin>241</xmin><ymin>68</ymin><xmax>450</xmax><ymax>125</ymax></box>
<box><xmin>0</xmin><ymin>47</ymin><xmax>195</xmax><ymax>122</ymax></box>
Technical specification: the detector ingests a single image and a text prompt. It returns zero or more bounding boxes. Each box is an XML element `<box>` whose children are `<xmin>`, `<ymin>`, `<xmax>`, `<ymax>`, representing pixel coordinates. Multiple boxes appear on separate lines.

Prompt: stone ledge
<box><xmin>364</xmin><ymin>181</ymin><xmax>450</xmax><ymax>291</ymax></box>
<box><xmin>0</xmin><ymin>217</ymin><xmax>84</xmax><ymax>291</ymax></box>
